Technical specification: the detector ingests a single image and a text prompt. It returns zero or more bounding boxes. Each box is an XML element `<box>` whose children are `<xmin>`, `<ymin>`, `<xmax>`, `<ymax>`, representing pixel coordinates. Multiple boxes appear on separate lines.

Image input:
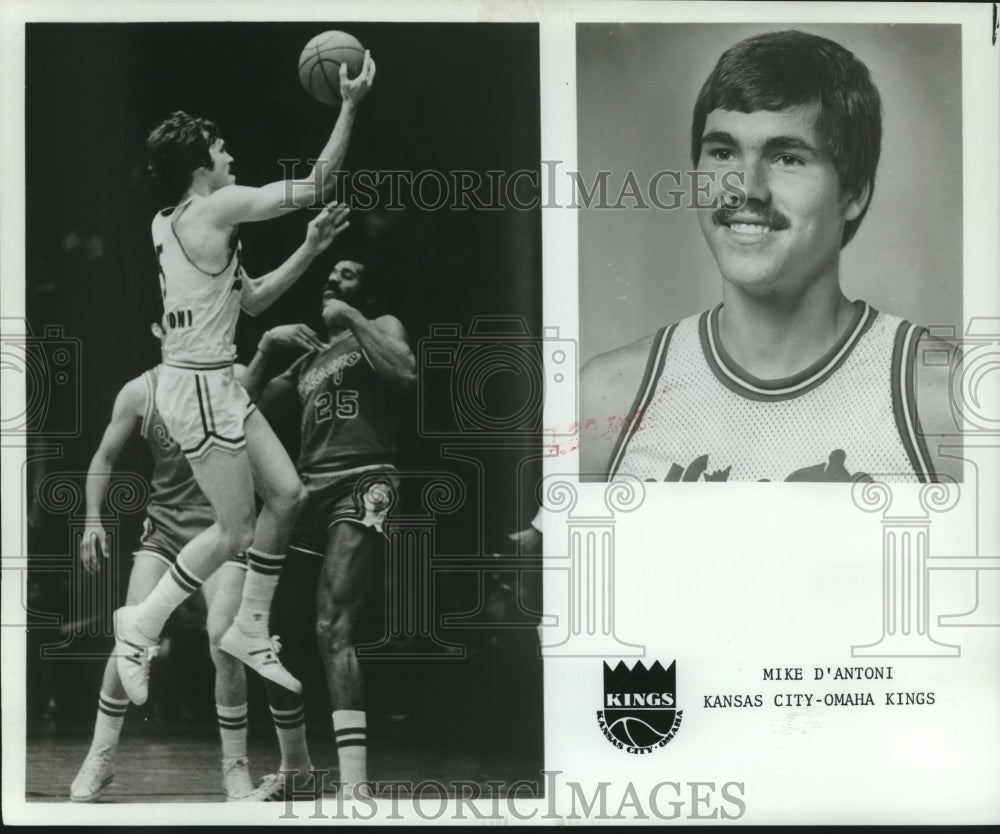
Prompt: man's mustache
<box><xmin>713</xmin><ymin>198</ymin><xmax>791</xmax><ymax>231</ymax></box>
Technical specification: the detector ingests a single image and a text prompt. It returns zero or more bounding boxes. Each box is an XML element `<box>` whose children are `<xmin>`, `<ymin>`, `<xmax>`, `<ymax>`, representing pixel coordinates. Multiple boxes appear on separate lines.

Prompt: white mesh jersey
<box><xmin>609</xmin><ymin>301</ymin><xmax>935</xmax><ymax>483</ymax></box>
<box><xmin>151</xmin><ymin>195</ymin><xmax>247</xmax><ymax>369</ymax></box>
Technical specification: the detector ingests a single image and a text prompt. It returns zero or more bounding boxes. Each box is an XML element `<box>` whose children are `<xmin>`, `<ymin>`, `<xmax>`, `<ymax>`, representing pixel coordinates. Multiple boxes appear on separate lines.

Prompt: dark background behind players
<box><xmin>25</xmin><ymin>22</ymin><xmax>542</xmax><ymax>780</ymax></box>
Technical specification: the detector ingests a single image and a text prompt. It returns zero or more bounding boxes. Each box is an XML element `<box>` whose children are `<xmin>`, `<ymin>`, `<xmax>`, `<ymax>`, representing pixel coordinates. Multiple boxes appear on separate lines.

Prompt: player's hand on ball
<box><xmin>263</xmin><ymin>324</ymin><xmax>326</xmax><ymax>354</ymax></box>
<box><xmin>341</xmin><ymin>50</ymin><xmax>375</xmax><ymax>107</ymax></box>
<box><xmin>306</xmin><ymin>202</ymin><xmax>350</xmax><ymax>252</ymax></box>
<box><xmin>80</xmin><ymin>523</ymin><xmax>108</xmax><ymax>574</ymax></box>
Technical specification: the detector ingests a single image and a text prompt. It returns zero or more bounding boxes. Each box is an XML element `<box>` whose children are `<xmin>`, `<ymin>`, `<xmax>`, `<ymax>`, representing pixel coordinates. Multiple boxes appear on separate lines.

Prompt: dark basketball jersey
<box><xmin>140</xmin><ymin>367</ymin><xmax>211</xmax><ymax>508</ymax></box>
<box><xmin>283</xmin><ymin>332</ymin><xmax>398</xmax><ymax>475</ymax></box>
<box><xmin>609</xmin><ymin>302</ymin><xmax>935</xmax><ymax>483</ymax></box>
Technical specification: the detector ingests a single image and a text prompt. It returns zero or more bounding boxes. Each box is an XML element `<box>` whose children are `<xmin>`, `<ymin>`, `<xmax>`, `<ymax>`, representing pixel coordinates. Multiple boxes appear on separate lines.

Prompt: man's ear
<box><xmin>843</xmin><ymin>180</ymin><xmax>872</xmax><ymax>222</ymax></box>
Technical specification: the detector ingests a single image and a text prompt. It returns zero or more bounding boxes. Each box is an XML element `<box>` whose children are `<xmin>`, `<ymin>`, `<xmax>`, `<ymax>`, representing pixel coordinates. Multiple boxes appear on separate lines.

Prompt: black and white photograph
<box><xmin>2</xmin><ymin>0</ymin><xmax>999</xmax><ymax>827</ymax></box>
<box><xmin>11</xmin><ymin>17</ymin><xmax>543</xmax><ymax>811</ymax></box>
<box><xmin>578</xmin><ymin>23</ymin><xmax>964</xmax><ymax>483</ymax></box>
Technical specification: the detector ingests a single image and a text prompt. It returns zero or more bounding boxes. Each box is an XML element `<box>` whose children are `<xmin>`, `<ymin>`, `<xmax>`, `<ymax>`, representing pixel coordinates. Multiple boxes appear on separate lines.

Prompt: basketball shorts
<box><xmin>156</xmin><ymin>364</ymin><xmax>256</xmax><ymax>461</ymax></box>
<box><xmin>133</xmin><ymin>502</ymin><xmax>247</xmax><ymax>569</ymax></box>
<box><xmin>290</xmin><ymin>465</ymin><xmax>399</xmax><ymax>558</ymax></box>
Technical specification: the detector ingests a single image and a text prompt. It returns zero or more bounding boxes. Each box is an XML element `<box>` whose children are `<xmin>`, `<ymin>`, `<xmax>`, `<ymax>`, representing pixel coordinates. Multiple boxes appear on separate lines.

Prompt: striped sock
<box><xmin>216</xmin><ymin>703</ymin><xmax>249</xmax><ymax>761</ymax></box>
<box><xmin>270</xmin><ymin>701</ymin><xmax>312</xmax><ymax>773</ymax></box>
<box><xmin>88</xmin><ymin>692</ymin><xmax>129</xmax><ymax>754</ymax></box>
<box><xmin>134</xmin><ymin>559</ymin><xmax>205</xmax><ymax>639</ymax></box>
<box><xmin>234</xmin><ymin>549</ymin><xmax>284</xmax><ymax>637</ymax></box>
<box><xmin>332</xmin><ymin>710</ymin><xmax>367</xmax><ymax>786</ymax></box>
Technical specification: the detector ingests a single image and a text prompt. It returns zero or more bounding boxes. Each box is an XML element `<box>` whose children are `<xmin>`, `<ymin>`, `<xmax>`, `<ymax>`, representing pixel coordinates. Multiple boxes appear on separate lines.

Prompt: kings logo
<box><xmin>597</xmin><ymin>660</ymin><xmax>683</xmax><ymax>753</ymax></box>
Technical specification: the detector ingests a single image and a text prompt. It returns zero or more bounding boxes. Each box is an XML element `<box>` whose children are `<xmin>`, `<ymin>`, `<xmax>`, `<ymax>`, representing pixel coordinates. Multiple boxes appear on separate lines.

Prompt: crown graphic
<box><xmin>604</xmin><ymin>660</ymin><xmax>676</xmax><ymax>696</ymax></box>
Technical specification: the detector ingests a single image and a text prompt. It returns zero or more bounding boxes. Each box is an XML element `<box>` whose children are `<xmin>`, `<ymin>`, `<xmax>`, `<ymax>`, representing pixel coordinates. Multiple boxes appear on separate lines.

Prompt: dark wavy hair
<box><xmin>145</xmin><ymin>111</ymin><xmax>221</xmax><ymax>205</ymax></box>
<box><xmin>691</xmin><ymin>30</ymin><xmax>882</xmax><ymax>247</ymax></box>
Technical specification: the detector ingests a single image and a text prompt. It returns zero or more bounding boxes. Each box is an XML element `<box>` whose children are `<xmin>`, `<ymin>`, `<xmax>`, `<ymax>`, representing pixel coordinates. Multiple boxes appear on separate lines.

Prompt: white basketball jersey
<box><xmin>610</xmin><ymin>302</ymin><xmax>935</xmax><ymax>483</ymax></box>
<box><xmin>151</xmin><ymin>196</ymin><xmax>246</xmax><ymax>369</ymax></box>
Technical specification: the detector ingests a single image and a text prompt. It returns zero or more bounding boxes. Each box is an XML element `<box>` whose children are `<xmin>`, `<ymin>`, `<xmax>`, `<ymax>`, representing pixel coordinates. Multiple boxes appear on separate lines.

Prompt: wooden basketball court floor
<box><xmin>26</xmin><ymin>718</ymin><xmax>541</xmax><ymax>803</ymax></box>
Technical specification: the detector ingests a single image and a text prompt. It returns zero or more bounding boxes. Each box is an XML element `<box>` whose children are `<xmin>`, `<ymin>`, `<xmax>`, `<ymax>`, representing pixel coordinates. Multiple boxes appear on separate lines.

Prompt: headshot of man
<box><xmin>579</xmin><ymin>26</ymin><xmax>962</xmax><ymax>483</ymax></box>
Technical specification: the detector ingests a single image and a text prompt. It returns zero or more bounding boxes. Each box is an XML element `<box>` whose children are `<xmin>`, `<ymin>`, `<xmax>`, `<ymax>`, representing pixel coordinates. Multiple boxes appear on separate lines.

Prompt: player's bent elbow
<box><xmin>239</xmin><ymin>289</ymin><xmax>266</xmax><ymax>318</ymax></box>
<box><xmin>239</xmin><ymin>294</ymin><xmax>260</xmax><ymax>316</ymax></box>
<box><xmin>89</xmin><ymin>451</ymin><xmax>116</xmax><ymax>477</ymax></box>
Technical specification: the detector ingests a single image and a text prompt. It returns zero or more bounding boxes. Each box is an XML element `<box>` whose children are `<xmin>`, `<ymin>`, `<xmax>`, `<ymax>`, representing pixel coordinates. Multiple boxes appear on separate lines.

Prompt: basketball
<box><xmin>298</xmin><ymin>31</ymin><xmax>366</xmax><ymax>106</ymax></box>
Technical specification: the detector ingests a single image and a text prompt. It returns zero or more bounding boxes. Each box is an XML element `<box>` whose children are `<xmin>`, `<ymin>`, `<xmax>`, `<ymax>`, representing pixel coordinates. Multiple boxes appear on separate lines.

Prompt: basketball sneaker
<box><xmin>248</xmin><ymin>772</ymin><xmax>286</xmax><ymax>802</ymax></box>
<box><xmin>69</xmin><ymin>749</ymin><xmax>114</xmax><ymax>802</ymax></box>
<box><xmin>218</xmin><ymin>623</ymin><xmax>301</xmax><ymax>694</ymax></box>
<box><xmin>261</xmin><ymin>769</ymin><xmax>323</xmax><ymax>802</ymax></box>
<box><xmin>113</xmin><ymin>606</ymin><xmax>160</xmax><ymax>705</ymax></box>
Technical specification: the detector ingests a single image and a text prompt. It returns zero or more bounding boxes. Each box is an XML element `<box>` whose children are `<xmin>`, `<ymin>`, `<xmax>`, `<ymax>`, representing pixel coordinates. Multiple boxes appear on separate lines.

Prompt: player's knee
<box><xmin>217</xmin><ymin>521</ymin><xmax>255</xmax><ymax>555</ymax></box>
<box><xmin>208</xmin><ymin>641</ymin><xmax>243</xmax><ymax>687</ymax></box>
<box><xmin>315</xmin><ymin>608</ymin><xmax>354</xmax><ymax>653</ymax></box>
<box><xmin>287</xmin><ymin>480</ymin><xmax>308</xmax><ymax>515</ymax></box>
<box><xmin>268</xmin><ymin>479</ymin><xmax>308</xmax><ymax>519</ymax></box>
<box><xmin>206</xmin><ymin>614</ymin><xmax>230</xmax><ymax>653</ymax></box>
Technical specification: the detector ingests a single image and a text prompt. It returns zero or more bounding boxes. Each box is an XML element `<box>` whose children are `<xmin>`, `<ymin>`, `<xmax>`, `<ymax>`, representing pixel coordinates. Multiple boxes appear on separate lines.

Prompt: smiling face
<box><xmin>696</xmin><ymin>103</ymin><xmax>869</xmax><ymax>298</ymax></box>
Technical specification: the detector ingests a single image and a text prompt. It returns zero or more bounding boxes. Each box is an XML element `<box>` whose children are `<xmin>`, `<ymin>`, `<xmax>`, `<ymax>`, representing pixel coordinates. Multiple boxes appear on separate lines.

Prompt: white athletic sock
<box><xmin>134</xmin><ymin>559</ymin><xmax>205</xmax><ymax>639</ymax></box>
<box><xmin>216</xmin><ymin>703</ymin><xmax>248</xmax><ymax>761</ymax></box>
<box><xmin>270</xmin><ymin>701</ymin><xmax>312</xmax><ymax>773</ymax></box>
<box><xmin>88</xmin><ymin>692</ymin><xmax>129</xmax><ymax>754</ymax></box>
<box><xmin>332</xmin><ymin>710</ymin><xmax>367</xmax><ymax>786</ymax></box>
<box><xmin>234</xmin><ymin>549</ymin><xmax>284</xmax><ymax>636</ymax></box>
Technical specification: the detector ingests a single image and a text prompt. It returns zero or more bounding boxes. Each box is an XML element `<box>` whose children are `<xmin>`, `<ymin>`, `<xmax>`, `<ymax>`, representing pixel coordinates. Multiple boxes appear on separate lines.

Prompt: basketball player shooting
<box><xmin>581</xmin><ymin>31</ymin><xmax>959</xmax><ymax>484</ymax></box>
<box><xmin>112</xmin><ymin>52</ymin><xmax>376</xmax><ymax>707</ymax></box>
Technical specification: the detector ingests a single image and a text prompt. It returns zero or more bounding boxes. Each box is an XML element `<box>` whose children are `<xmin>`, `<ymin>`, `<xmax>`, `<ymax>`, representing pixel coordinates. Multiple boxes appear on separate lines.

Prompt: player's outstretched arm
<box><xmin>240</xmin><ymin>203</ymin><xmax>350</xmax><ymax>316</ymax></box>
<box><xmin>204</xmin><ymin>52</ymin><xmax>375</xmax><ymax>226</ymax></box>
<box><xmin>80</xmin><ymin>377</ymin><xmax>146</xmax><ymax>573</ymax></box>
<box><xmin>325</xmin><ymin>302</ymin><xmax>417</xmax><ymax>391</ymax></box>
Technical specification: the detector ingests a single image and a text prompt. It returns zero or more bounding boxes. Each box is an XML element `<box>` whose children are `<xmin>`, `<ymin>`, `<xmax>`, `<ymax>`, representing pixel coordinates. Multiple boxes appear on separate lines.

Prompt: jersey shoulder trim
<box><xmin>891</xmin><ymin>320</ymin><xmax>935</xmax><ymax>483</ymax></box>
<box><xmin>700</xmin><ymin>300</ymin><xmax>877</xmax><ymax>402</ymax></box>
<box><xmin>608</xmin><ymin>323</ymin><xmax>676</xmax><ymax>480</ymax></box>
<box><xmin>169</xmin><ymin>196</ymin><xmax>239</xmax><ymax>278</ymax></box>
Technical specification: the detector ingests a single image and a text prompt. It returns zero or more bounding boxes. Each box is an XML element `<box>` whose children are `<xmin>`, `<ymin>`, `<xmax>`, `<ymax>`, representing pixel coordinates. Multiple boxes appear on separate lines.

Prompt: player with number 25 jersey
<box><xmin>282</xmin><ymin>328</ymin><xmax>399</xmax><ymax>476</ymax></box>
